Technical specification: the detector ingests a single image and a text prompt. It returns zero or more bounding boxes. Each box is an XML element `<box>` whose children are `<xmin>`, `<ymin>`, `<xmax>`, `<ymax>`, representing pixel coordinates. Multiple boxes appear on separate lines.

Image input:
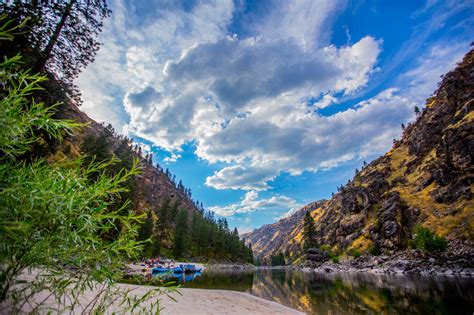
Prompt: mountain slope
<box><xmin>54</xmin><ymin>99</ymin><xmax>200</xmax><ymax>215</ymax></box>
<box><xmin>242</xmin><ymin>200</ymin><xmax>325</xmax><ymax>262</ymax></box>
<box><xmin>244</xmin><ymin>49</ymin><xmax>474</xmax><ymax>264</ymax></box>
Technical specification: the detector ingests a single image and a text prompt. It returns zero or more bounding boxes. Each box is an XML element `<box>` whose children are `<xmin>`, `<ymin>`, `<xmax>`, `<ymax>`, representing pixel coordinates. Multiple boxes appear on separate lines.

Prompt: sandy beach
<box><xmin>4</xmin><ymin>269</ymin><xmax>303</xmax><ymax>314</ymax></box>
<box><xmin>154</xmin><ymin>286</ymin><xmax>304</xmax><ymax>315</ymax></box>
<box><xmin>123</xmin><ymin>262</ymin><xmax>303</xmax><ymax>314</ymax></box>
<box><xmin>18</xmin><ymin>285</ymin><xmax>304</xmax><ymax>314</ymax></box>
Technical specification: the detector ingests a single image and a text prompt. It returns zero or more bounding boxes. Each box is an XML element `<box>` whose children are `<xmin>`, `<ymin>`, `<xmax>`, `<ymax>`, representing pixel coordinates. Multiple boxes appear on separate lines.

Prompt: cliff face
<box><xmin>245</xmin><ymin>49</ymin><xmax>474</xmax><ymax>263</ymax></box>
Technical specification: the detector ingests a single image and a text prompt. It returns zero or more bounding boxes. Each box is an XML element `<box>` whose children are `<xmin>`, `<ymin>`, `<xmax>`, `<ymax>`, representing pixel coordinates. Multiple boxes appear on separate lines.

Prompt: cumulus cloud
<box><xmin>125</xmin><ymin>35</ymin><xmax>382</xmax><ymax>155</ymax></box>
<box><xmin>209</xmin><ymin>191</ymin><xmax>302</xmax><ymax>217</ymax></box>
<box><xmin>76</xmin><ymin>0</ymin><xmax>235</xmax><ymax>131</ymax></box>
<box><xmin>119</xmin><ymin>33</ymin><xmax>385</xmax><ymax>190</ymax></box>
<box><xmin>76</xmin><ymin>0</ymin><xmax>469</xmax><ymax>195</ymax></box>
<box><xmin>202</xmin><ymin>87</ymin><xmax>413</xmax><ymax>190</ymax></box>
<box><xmin>205</xmin><ymin>164</ymin><xmax>274</xmax><ymax>191</ymax></box>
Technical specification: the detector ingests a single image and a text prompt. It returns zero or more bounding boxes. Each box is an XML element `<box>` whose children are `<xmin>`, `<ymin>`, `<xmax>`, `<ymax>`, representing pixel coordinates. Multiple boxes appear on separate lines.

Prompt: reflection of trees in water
<box><xmin>248</xmin><ymin>270</ymin><xmax>474</xmax><ymax>314</ymax></box>
<box><xmin>142</xmin><ymin>269</ymin><xmax>473</xmax><ymax>314</ymax></box>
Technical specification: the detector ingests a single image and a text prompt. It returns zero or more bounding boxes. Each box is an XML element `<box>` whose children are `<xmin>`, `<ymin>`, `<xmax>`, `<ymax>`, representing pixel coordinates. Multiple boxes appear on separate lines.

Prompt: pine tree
<box><xmin>414</xmin><ymin>105</ymin><xmax>420</xmax><ymax>115</ymax></box>
<box><xmin>173</xmin><ymin>208</ymin><xmax>188</xmax><ymax>258</ymax></box>
<box><xmin>302</xmin><ymin>210</ymin><xmax>317</xmax><ymax>250</ymax></box>
<box><xmin>2</xmin><ymin>1</ymin><xmax>111</xmax><ymax>102</ymax></box>
<box><xmin>271</xmin><ymin>252</ymin><xmax>285</xmax><ymax>266</ymax></box>
<box><xmin>137</xmin><ymin>210</ymin><xmax>153</xmax><ymax>242</ymax></box>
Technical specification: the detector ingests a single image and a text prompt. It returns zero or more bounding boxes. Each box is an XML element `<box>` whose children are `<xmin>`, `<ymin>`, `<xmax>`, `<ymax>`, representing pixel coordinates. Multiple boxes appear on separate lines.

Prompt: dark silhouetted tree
<box><xmin>2</xmin><ymin>1</ymin><xmax>111</xmax><ymax>103</ymax></box>
<box><xmin>302</xmin><ymin>210</ymin><xmax>317</xmax><ymax>250</ymax></box>
<box><xmin>173</xmin><ymin>208</ymin><xmax>188</xmax><ymax>258</ymax></box>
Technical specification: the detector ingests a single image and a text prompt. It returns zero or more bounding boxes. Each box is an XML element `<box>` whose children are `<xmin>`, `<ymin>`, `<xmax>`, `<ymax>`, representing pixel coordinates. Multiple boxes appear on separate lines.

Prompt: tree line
<box><xmin>81</xmin><ymin>126</ymin><xmax>253</xmax><ymax>262</ymax></box>
<box><xmin>137</xmin><ymin>199</ymin><xmax>253</xmax><ymax>261</ymax></box>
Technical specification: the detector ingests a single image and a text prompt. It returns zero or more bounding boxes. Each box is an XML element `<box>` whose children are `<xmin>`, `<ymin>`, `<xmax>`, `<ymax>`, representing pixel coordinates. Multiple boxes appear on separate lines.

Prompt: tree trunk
<box><xmin>35</xmin><ymin>0</ymin><xmax>76</xmax><ymax>72</ymax></box>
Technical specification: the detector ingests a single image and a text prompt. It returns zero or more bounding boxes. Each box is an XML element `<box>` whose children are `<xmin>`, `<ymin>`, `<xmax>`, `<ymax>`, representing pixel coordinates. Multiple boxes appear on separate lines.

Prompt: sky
<box><xmin>76</xmin><ymin>0</ymin><xmax>474</xmax><ymax>234</ymax></box>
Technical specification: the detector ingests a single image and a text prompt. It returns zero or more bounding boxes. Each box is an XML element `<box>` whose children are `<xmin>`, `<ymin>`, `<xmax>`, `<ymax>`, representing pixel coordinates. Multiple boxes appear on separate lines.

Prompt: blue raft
<box><xmin>151</xmin><ymin>264</ymin><xmax>201</xmax><ymax>274</ymax></box>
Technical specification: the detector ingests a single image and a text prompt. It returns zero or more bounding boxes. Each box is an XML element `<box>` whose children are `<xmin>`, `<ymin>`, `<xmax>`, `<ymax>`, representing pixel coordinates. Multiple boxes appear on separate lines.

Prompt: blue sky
<box><xmin>77</xmin><ymin>0</ymin><xmax>473</xmax><ymax>234</ymax></box>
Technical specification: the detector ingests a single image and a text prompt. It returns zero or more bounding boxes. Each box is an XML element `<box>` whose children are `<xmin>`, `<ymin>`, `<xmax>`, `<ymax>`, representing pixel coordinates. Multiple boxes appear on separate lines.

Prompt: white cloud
<box><xmin>209</xmin><ymin>190</ymin><xmax>302</xmax><ymax>217</ymax></box>
<box><xmin>76</xmin><ymin>0</ymin><xmax>235</xmax><ymax>132</ymax></box>
<box><xmin>401</xmin><ymin>42</ymin><xmax>470</xmax><ymax>101</ymax></box>
<box><xmin>202</xmin><ymin>87</ymin><xmax>413</xmax><ymax>190</ymax></box>
<box><xmin>163</xmin><ymin>153</ymin><xmax>182</xmax><ymax>163</ymax></box>
<box><xmin>75</xmin><ymin>0</ymin><xmax>470</xmax><ymax>194</ymax></box>
<box><xmin>253</xmin><ymin>0</ymin><xmax>347</xmax><ymax>49</ymax></box>
<box><xmin>125</xmin><ymin>35</ymin><xmax>382</xmax><ymax>157</ymax></box>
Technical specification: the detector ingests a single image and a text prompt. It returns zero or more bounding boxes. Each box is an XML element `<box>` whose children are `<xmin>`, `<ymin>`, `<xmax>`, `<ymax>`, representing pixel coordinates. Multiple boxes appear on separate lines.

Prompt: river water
<box><xmin>152</xmin><ymin>268</ymin><xmax>474</xmax><ymax>314</ymax></box>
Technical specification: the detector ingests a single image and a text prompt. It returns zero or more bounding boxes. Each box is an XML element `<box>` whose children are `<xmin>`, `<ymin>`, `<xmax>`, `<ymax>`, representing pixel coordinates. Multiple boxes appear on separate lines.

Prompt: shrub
<box><xmin>368</xmin><ymin>244</ymin><xmax>381</xmax><ymax>256</ymax></box>
<box><xmin>348</xmin><ymin>249</ymin><xmax>362</xmax><ymax>258</ymax></box>
<box><xmin>410</xmin><ymin>226</ymin><xmax>447</xmax><ymax>252</ymax></box>
<box><xmin>320</xmin><ymin>245</ymin><xmax>331</xmax><ymax>252</ymax></box>
<box><xmin>319</xmin><ymin>245</ymin><xmax>341</xmax><ymax>263</ymax></box>
<box><xmin>0</xmin><ymin>23</ymin><xmax>168</xmax><ymax>312</ymax></box>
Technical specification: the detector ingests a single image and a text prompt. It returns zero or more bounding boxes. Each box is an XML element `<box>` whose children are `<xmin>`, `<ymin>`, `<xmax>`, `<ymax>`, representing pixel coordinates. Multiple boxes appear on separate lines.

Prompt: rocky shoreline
<box><xmin>299</xmin><ymin>245</ymin><xmax>474</xmax><ymax>277</ymax></box>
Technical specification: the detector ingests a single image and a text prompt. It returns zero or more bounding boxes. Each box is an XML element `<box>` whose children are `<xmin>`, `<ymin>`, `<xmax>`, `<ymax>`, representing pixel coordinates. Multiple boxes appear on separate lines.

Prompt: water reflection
<box><xmin>180</xmin><ymin>269</ymin><xmax>474</xmax><ymax>314</ymax></box>
<box><xmin>150</xmin><ymin>271</ymin><xmax>202</xmax><ymax>284</ymax></box>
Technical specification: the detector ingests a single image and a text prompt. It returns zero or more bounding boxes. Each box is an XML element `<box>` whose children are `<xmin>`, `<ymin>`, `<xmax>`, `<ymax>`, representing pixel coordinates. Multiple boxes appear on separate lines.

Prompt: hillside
<box><xmin>54</xmin><ymin>98</ymin><xmax>200</xmax><ymax>216</ymax></box>
<box><xmin>0</xmin><ymin>5</ymin><xmax>254</xmax><ymax>263</ymax></box>
<box><xmin>46</xmin><ymin>82</ymin><xmax>253</xmax><ymax>261</ymax></box>
<box><xmin>242</xmin><ymin>201</ymin><xmax>325</xmax><ymax>263</ymax></box>
<box><xmin>244</xmin><ymin>49</ymin><xmax>474</xmax><ymax>266</ymax></box>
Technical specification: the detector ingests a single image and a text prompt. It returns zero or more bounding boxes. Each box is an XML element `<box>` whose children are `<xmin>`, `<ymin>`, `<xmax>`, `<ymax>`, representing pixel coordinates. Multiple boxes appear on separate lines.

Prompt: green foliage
<box><xmin>368</xmin><ymin>244</ymin><xmax>381</xmax><ymax>256</ymax></box>
<box><xmin>302</xmin><ymin>210</ymin><xmax>317</xmax><ymax>250</ymax></box>
<box><xmin>347</xmin><ymin>248</ymin><xmax>361</xmax><ymax>258</ymax></box>
<box><xmin>136</xmin><ymin>193</ymin><xmax>254</xmax><ymax>262</ymax></box>
<box><xmin>320</xmin><ymin>245</ymin><xmax>341</xmax><ymax>263</ymax></box>
<box><xmin>0</xmin><ymin>24</ymin><xmax>166</xmax><ymax>312</ymax></box>
<box><xmin>271</xmin><ymin>252</ymin><xmax>285</xmax><ymax>266</ymax></box>
<box><xmin>173</xmin><ymin>208</ymin><xmax>189</xmax><ymax>258</ymax></box>
<box><xmin>320</xmin><ymin>244</ymin><xmax>331</xmax><ymax>252</ymax></box>
<box><xmin>0</xmin><ymin>58</ymin><xmax>79</xmax><ymax>158</ymax></box>
<box><xmin>410</xmin><ymin>226</ymin><xmax>447</xmax><ymax>252</ymax></box>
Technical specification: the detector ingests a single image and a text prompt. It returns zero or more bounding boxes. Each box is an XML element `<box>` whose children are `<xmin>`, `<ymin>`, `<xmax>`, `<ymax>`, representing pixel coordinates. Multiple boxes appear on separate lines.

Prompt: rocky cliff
<box><xmin>244</xmin><ymin>49</ymin><xmax>474</xmax><ymax>266</ymax></box>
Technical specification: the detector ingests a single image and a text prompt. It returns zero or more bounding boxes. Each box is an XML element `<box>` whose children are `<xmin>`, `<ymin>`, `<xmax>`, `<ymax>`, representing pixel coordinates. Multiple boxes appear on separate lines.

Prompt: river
<box><xmin>151</xmin><ymin>268</ymin><xmax>474</xmax><ymax>314</ymax></box>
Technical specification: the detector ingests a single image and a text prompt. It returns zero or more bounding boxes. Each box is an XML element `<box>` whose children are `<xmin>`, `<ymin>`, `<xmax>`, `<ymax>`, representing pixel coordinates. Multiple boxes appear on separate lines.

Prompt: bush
<box><xmin>348</xmin><ymin>248</ymin><xmax>361</xmax><ymax>258</ymax></box>
<box><xmin>319</xmin><ymin>245</ymin><xmax>341</xmax><ymax>263</ymax></box>
<box><xmin>0</xmin><ymin>23</ymin><xmax>167</xmax><ymax>312</ymax></box>
<box><xmin>410</xmin><ymin>226</ymin><xmax>447</xmax><ymax>252</ymax></box>
<box><xmin>368</xmin><ymin>244</ymin><xmax>381</xmax><ymax>256</ymax></box>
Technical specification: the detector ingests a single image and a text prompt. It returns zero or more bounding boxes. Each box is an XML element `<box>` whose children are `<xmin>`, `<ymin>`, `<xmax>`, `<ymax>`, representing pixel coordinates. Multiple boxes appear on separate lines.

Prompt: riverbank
<box><xmin>299</xmin><ymin>247</ymin><xmax>474</xmax><ymax>277</ymax></box>
<box><xmin>128</xmin><ymin>252</ymin><xmax>474</xmax><ymax>277</ymax></box>
<box><xmin>5</xmin><ymin>280</ymin><xmax>303</xmax><ymax>314</ymax></box>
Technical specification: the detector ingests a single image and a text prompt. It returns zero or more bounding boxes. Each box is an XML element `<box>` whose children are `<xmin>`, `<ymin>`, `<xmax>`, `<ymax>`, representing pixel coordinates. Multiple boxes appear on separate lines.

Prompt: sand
<box><xmin>159</xmin><ymin>287</ymin><xmax>304</xmax><ymax>315</ymax></box>
<box><xmin>4</xmin><ymin>269</ymin><xmax>304</xmax><ymax>314</ymax></box>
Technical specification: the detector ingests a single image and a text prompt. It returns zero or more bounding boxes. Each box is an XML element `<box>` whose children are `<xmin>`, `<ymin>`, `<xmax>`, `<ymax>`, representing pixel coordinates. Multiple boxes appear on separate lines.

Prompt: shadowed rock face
<box><xmin>245</xmin><ymin>49</ymin><xmax>474</xmax><ymax>263</ymax></box>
